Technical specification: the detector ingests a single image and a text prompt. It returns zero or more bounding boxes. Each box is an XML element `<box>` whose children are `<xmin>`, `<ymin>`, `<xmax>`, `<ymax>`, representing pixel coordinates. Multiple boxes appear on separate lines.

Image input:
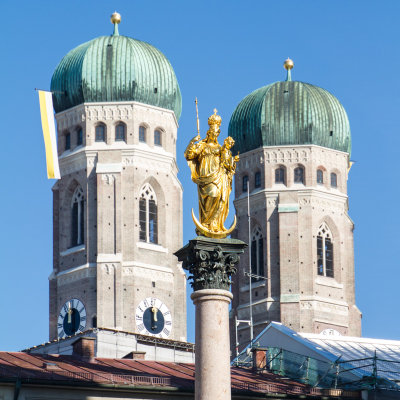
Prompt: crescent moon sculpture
<box><xmin>191</xmin><ymin>209</ymin><xmax>237</xmax><ymax>239</ymax></box>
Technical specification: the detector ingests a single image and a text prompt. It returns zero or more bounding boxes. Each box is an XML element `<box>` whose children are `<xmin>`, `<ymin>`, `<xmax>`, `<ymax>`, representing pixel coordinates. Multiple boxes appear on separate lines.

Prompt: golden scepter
<box><xmin>195</xmin><ymin>97</ymin><xmax>200</xmax><ymax>135</ymax></box>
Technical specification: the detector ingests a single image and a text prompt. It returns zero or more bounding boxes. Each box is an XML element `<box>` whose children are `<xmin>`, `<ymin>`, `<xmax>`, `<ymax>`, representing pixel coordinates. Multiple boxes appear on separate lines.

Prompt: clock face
<box><xmin>58</xmin><ymin>298</ymin><xmax>87</xmax><ymax>338</ymax></box>
<box><xmin>135</xmin><ymin>297</ymin><xmax>172</xmax><ymax>338</ymax></box>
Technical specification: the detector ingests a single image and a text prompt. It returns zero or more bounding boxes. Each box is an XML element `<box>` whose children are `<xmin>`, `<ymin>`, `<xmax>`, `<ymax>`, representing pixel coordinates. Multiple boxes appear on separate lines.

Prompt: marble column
<box><xmin>175</xmin><ymin>236</ymin><xmax>246</xmax><ymax>400</ymax></box>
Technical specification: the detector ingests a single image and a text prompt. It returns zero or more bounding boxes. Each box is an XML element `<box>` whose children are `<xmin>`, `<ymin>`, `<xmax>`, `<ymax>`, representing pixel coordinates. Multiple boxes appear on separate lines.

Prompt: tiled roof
<box><xmin>0</xmin><ymin>352</ymin><xmax>358</xmax><ymax>398</ymax></box>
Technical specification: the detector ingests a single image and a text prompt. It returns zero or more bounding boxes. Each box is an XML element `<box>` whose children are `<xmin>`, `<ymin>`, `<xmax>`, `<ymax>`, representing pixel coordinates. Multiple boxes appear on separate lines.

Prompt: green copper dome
<box><xmin>228</xmin><ymin>79</ymin><xmax>351</xmax><ymax>154</ymax></box>
<box><xmin>50</xmin><ymin>24</ymin><xmax>182</xmax><ymax>118</ymax></box>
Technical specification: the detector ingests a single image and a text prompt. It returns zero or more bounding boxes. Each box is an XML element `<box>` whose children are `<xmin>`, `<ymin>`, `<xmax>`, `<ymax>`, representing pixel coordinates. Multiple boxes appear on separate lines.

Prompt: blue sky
<box><xmin>1</xmin><ymin>0</ymin><xmax>400</xmax><ymax>350</ymax></box>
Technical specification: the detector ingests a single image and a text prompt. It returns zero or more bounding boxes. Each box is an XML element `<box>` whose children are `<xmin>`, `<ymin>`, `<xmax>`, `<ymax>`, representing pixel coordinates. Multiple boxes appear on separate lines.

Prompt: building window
<box><xmin>92</xmin><ymin>315</ymin><xmax>97</xmax><ymax>328</ymax></box>
<box><xmin>331</xmin><ymin>173</ymin><xmax>337</xmax><ymax>188</ymax></box>
<box><xmin>294</xmin><ymin>167</ymin><xmax>304</xmax><ymax>184</ymax></box>
<box><xmin>71</xmin><ymin>186</ymin><xmax>84</xmax><ymax>247</ymax></box>
<box><xmin>139</xmin><ymin>126</ymin><xmax>146</xmax><ymax>142</ymax></box>
<box><xmin>115</xmin><ymin>123</ymin><xmax>125</xmax><ymax>141</ymax></box>
<box><xmin>154</xmin><ymin>129</ymin><xmax>162</xmax><ymax>146</ymax></box>
<box><xmin>77</xmin><ymin>128</ymin><xmax>83</xmax><ymax>146</ymax></box>
<box><xmin>317</xmin><ymin>169</ymin><xmax>324</xmax><ymax>184</ymax></box>
<box><xmin>251</xmin><ymin>226</ymin><xmax>264</xmax><ymax>281</ymax></box>
<box><xmin>317</xmin><ymin>223</ymin><xmax>334</xmax><ymax>278</ymax></box>
<box><xmin>95</xmin><ymin>125</ymin><xmax>106</xmax><ymax>142</ymax></box>
<box><xmin>255</xmin><ymin>171</ymin><xmax>261</xmax><ymax>188</ymax></box>
<box><xmin>65</xmin><ymin>132</ymin><xmax>71</xmax><ymax>150</ymax></box>
<box><xmin>139</xmin><ymin>183</ymin><xmax>158</xmax><ymax>244</ymax></box>
<box><xmin>242</xmin><ymin>175</ymin><xmax>249</xmax><ymax>192</ymax></box>
<box><xmin>275</xmin><ymin>167</ymin><xmax>285</xmax><ymax>184</ymax></box>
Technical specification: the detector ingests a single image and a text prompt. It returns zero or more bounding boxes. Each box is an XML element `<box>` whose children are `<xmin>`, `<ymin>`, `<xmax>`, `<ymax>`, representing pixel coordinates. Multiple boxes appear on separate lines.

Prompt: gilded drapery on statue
<box><xmin>184</xmin><ymin>109</ymin><xmax>239</xmax><ymax>238</ymax></box>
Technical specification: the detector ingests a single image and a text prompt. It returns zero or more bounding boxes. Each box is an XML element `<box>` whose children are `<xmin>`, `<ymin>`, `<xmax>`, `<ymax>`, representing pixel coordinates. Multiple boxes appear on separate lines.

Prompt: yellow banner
<box><xmin>38</xmin><ymin>90</ymin><xmax>60</xmax><ymax>179</ymax></box>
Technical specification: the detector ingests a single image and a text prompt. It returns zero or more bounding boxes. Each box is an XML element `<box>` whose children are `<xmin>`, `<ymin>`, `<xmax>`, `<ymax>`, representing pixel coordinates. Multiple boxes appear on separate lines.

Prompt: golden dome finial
<box><xmin>283</xmin><ymin>57</ymin><xmax>294</xmax><ymax>70</ymax></box>
<box><xmin>111</xmin><ymin>11</ymin><xmax>121</xmax><ymax>24</ymax></box>
<box><xmin>283</xmin><ymin>58</ymin><xmax>294</xmax><ymax>81</ymax></box>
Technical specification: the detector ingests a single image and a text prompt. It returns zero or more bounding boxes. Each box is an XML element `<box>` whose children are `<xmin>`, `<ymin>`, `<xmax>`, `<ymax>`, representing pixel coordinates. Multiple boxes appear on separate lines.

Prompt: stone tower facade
<box><xmin>229</xmin><ymin>63</ymin><xmax>362</xmax><ymax>349</ymax></box>
<box><xmin>49</xmin><ymin>101</ymin><xmax>186</xmax><ymax>342</ymax></box>
<box><xmin>48</xmin><ymin>15</ymin><xmax>186</xmax><ymax>344</ymax></box>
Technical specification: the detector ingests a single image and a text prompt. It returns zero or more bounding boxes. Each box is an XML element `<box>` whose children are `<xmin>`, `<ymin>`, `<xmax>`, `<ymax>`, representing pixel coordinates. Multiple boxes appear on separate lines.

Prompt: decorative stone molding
<box><xmin>101</xmin><ymin>174</ymin><xmax>115</xmax><ymax>185</ymax></box>
<box><xmin>175</xmin><ymin>237</ymin><xmax>246</xmax><ymax>291</ymax></box>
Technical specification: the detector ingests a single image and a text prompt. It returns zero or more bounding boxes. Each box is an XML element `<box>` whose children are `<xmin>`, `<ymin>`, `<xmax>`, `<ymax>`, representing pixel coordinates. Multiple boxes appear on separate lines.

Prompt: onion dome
<box><xmin>228</xmin><ymin>58</ymin><xmax>351</xmax><ymax>154</ymax></box>
<box><xmin>51</xmin><ymin>12</ymin><xmax>182</xmax><ymax>119</ymax></box>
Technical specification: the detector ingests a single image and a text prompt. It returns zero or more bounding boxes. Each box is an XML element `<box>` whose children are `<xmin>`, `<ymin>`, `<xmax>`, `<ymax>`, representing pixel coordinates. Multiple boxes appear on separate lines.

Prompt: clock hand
<box><xmin>67</xmin><ymin>302</ymin><xmax>72</xmax><ymax>324</ymax></box>
<box><xmin>151</xmin><ymin>307</ymin><xmax>158</xmax><ymax>330</ymax></box>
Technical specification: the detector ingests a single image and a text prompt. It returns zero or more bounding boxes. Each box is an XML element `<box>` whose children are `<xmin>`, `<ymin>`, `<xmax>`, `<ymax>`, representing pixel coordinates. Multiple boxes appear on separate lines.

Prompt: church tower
<box><xmin>48</xmin><ymin>14</ymin><xmax>186</xmax><ymax>343</ymax></box>
<box><xmin>229</xmin><ymin>59</ymin><xmax>361</xmax><ymax>349</ymax></box>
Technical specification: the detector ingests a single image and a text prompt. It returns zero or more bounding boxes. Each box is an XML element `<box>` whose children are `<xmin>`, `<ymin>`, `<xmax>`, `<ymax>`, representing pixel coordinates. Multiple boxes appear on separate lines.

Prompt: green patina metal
<box><xmin>228</xmin><ymin>80</ymin><xmax>351</xmax><ymax>155</ymax></box>
<box><xmin>51</xmin><ymin>30</ymin><xmax>182</xmax><ymax>118</ymax></box>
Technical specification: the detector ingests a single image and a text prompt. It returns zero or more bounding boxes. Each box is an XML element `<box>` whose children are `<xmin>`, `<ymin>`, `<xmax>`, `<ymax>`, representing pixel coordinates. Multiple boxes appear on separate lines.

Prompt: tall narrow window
<box><xmin>255</xmin><ymin>171</ymin><xmax>261</xmax><ymax>188</ymax></box>
<box><xmin>65</xmin><ymin>132</ymin><xmax>71</xmax><ymax>150</ymax></box>
<box><xmin>139</xmin><ymin>184</ymin><xmax>158</xmax><ymax>244</ymax></box>
<box><xmin>77</xmin><ymin>128</ymin><xmax>83</xmax><ymax>146</ymax></box>
<box><xmin>242</xmin><ymin>175</ymin><xmax>249</xmax><ymax>192</ymax></box>
<box><xmin>294</xmin><ymin>166</ymin><xmax>304</xmax><ymax>184</ymax></box>
<box><xmin>115</xmin><ymin>123</ymin><xmax>125</xmax><ymax>141</ymax></box>
<box><xmin>275</xmin><ymin>167</ymin><xmax>285</xmax><ymax>184</ymax></box>
<box><xmin>331</xmin><ymin>172</ymin><xmax>337</xmax><ymax>188</ymax></box>
<box><xmin>95</xmin><ymin>125</ymin><xmax>105</xmax><ymax>142</ymax></box>
<box><xmin>139</xmin><ymin>126</ymin><xmax>146</xmax><ymax>142</ymax></box>
<box><xmin>154</xmin><ymin>129</ymin><xmax>162</xmax><ymax>146</ymax></box>
<box><xmin>317</xmin><ymin>169</ymin><xmax>324</xmax><ymax>184</ymax></box>
<box><xmin>251</xmin><ymin>226</ymin><xmax>264</xmax><ymax>282</ymax></box>
<box><xmin>71</xmin><ymin>187</ymin><xmax>84</xmax><ymax>247</ymax></box>
<box><xmin>317</xmin><ymin>223</ymin><xmax>334</xmax><ymax>278</ymax></box>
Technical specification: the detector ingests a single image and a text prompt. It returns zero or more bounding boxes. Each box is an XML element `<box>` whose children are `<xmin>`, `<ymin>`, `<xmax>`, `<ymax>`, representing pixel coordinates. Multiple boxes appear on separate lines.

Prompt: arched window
<box><xmin>115</xmin><ymin>123</ymin><xmax>126</xmax><ymax>141</ymax></box>
<box><xmin>331</xmin><ymin>173</ymin><xmax>337</xmax><ymax>188</ymax></box>
<box><xmin>242</xmin><ymin>175</ymin><xmax>249</xmax><ymax>193</ymax></box>
<box><xmin>95</xmin><ymin>124</ymin><xmax>106</xmax><ymax>142</ymax></box>
<box><xmin>255</xmin><ymin>171</ymin><xmax>261</xmax><ymax>188</ymax></box>
<box><xmin>139</xmin><ymin>184</ymin><xmax>158</xmax><ymax>244</ymax></box>
<box><xmin>154</xmin><ymin>129</ymin><xmax>162</xmax><ymax>146</ymax></box>
<box><xmin>65</xmin><ymin>132</ymin><xmax>71</xmax><ymax>150</ymax></box>
<box><xmin>317</xmin><ymin>223</ymin><xmax>334</xmax><ymax>278</ymax></box>
<box><xmin>275</xmin><ymin>166</ymin><xmax>285</xmax><ymax>184</ymax></box>
<box><xmin>317</xmin><ymin>169</ymin><xmax>324</xmax><ymax>184</ymax></box>
<box><xmin>294</xmin><ymin>166</ymin><xmax>304</xmax><ymax>184</ymax></box>
<box><xmin>139</xmin><ymin>126</ymin><xmax>146</xmax><ymax>142</ymax></box>
<box><xmin>77</xmin><ymin>128</ymin><xmax>83</xmax><ymax>146</ymax></box>
<box><xmin>92</xmin><ymin>315</ymin><xmax>97</xmax><ymax>328</ymax></box>
<box><xmin>71</xmin><ymin>187</ymin><xmax>84</xmax><ymax>247</ymax></box>
<box><xmin>251</xmin><ymin>226</ymin><xmax>264</xmax><ymax>281</ymax></box>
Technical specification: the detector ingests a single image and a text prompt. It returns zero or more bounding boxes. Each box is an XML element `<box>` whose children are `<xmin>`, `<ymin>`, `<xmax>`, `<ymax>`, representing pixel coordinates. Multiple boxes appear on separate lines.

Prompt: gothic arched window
<box><xmin>317</xmin><ymin>169</ymin><xmax>324</xmax><ymax>184</ymax></box>
<box><xmin>154</xmin><ymin>129</ymin><xmax>162</xmax><ymax>146</ymax></box>
<box><xmin>139</xmin><ymin>125</ymin><xmax>146</xmax><ymax>142</ymax></box>
<box><xmin>95</xmin><ymin>124</ymin><xmax>106</xmax><ymax>142</ymax></box>
<box><xmin>77</xmin><ymin>128</ymin><xmax>83</xmax><ymax>146</ymax></box>
<box><xmin>139</xmin><ymin>184</ymin><xmax>158</xmax><ymax>244</ymax></box>
<box><xmin>251</xmin><ymin>226</ymin><xmax>264</xmax><ymax>281</ymax></box>
<box><xmin>275</xmin><ymin>166</ymin><xmax>285</xmax><ymax>184</ymax></box>
<box><xmin>71</xmin><ymin>187</ymin><xmax>84</xmax><ymax>247</ymax></box>
<box><xmin>331</xmin><ymin>172</ymin><xmax>337</xmax><ymax>188</ymax></box>
<box><xmin>317</xmin><ymin>223</ymin><xmax>334</xmax><ymax>278</ymax></box>
<box><xmin>242</xmin><ymin>175</ymin><xmax>249</xmax><ymax>193</ymax></box>
<box><xmin>115</xmin><ymin>123</ymin><xmax>126</xmax><ymax>142</ymax></box>
<box><xmin>294</xmin><ymin>166</ymin><xmax>305</xmax><ymax>184</ymax></box>
<box><xmin>255</xmin><ymin>171</ymin><xmax>261</xmax><ymax>188</ymax></box>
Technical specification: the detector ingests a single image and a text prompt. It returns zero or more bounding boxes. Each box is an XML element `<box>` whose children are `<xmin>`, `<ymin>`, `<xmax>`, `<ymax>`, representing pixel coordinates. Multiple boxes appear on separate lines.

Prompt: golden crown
<box><xmin>208</xmin><ymin>108</ymin><xmax>222</xmax><ymax>127</ymax></box>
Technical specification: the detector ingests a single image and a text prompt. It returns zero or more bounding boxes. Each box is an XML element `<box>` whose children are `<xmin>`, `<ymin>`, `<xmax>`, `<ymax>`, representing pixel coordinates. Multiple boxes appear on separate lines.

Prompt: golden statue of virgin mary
<box><xmin>184</xmin><ymin>109</ymin><xmax>239</xmax><ymax>238</ymax></box>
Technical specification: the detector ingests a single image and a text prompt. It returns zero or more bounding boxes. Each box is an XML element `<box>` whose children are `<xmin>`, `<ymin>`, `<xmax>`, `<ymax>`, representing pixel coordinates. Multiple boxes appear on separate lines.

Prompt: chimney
<box><xmin>252</xmin><ymin>347</ymin><xmax>267</xmax><ymax>371</ymax></box>
<box><xmin>72</xmin><ymin>337</ymin><xmax>96</xmax><ymax>360</ymax></box>
<box><xmin>122</xmin><ymin>351</ymin><xmax>146</xmax><ymax>360</ymax></box>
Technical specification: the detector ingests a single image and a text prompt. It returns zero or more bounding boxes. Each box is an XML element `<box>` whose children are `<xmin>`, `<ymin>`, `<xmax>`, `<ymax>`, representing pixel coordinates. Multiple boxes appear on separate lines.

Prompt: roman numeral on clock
<box><xmin>137</xmin><ymin>323</ymin><xmax>145</xmax><ymax>331</ymax></box>
<box><xmin>163</xmin><ymin>328</ymin><xmax>170</xmax><ymax>336</ymax></box>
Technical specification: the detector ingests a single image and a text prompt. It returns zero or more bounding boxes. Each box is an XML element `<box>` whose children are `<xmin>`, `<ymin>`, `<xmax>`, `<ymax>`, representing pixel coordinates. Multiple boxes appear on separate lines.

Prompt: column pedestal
<box><xmin>175</xmin><ymin>236</ymin><xmax>247</xmax><ymax>400</ymax></box>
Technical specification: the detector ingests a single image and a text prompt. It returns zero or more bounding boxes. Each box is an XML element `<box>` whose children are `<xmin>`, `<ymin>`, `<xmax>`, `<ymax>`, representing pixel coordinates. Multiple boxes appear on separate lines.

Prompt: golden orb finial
<box><xmin>111</xmin><ymin>11</ymin><xmax>121</xmax><ymax>25</ymax></box>
<box><xmin>283</xmin><ymin>57</ymin><xmax>294</xmax><ymax>70</ymax></box>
